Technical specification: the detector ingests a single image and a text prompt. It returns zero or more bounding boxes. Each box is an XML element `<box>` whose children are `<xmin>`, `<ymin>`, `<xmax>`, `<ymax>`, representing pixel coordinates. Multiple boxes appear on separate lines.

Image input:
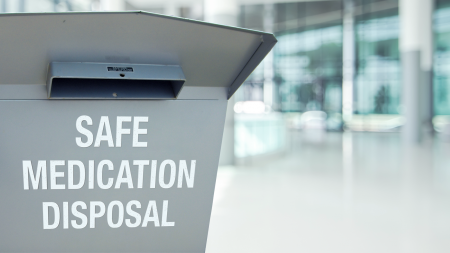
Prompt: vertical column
<box><xmin>399</xmin><ymin>0</ymin><xmax>434</xmax><ymax>143</ymax></box>
<box><xmin>420</xmin><ymin>1</ymin><xmax>434</xmax><ymax>134</ymax></box>
<box><xmin>18</xmin><ymin>0</ymin><xmax>24</xmax><ymax>12</ymax></box>
<box><xmin>164</xmin><ymin>1</ymin><xmax>178</xmax><ymax>16</ymax></box>
<box><xmin>1</xmin><ymin>0</ymin><xmax>7</xmax><ymax>13</ymax></box>
<box><xmin>204</xmin><ymin>0</ymin><xmax>238</xmax><ymax>166</ymax></box>
<box><xmin>100</xmin><ymin>0</ymin><xmax>125</xmax><ymax>11</ymax></box>
<box><xmin>5</xmin><ymin>0</ymin><xmax>19</xmax><ymax>12</ymax></box>
<box><xmin>263</xmin><ymin>3</ymin><xmax>275</xmax><ymax>110</ymax></box>
<box><xmin>342</xmin><ymin>0</ymin><xmax>355</xmax><ymax>124</ymax></box>
<box><xmin>204</xmin><ymin>0</ymin><xmax>238</xmax><ymax>26</ymax></box>
<box><xmin>342</xmin><ymin>0</ymin><xmax>355</xmax><ymax>210</ymax></box>
<box><xmin>53</xmin><ymin>0</ymin><xmax>57</xmax><ymax>11</ymax></box>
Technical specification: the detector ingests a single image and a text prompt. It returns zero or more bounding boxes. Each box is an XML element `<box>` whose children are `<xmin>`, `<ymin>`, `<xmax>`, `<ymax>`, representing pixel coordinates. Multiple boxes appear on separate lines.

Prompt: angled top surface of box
<box><xmin>0</xmin><ymin>11</ymin><xmax>277</xmax><ymax>99</ymax></box>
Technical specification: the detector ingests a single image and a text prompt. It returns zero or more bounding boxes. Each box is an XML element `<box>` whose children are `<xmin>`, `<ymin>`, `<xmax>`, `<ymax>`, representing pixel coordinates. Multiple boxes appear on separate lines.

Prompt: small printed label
<box><xmin>107</xmin><ymin>67</ymin><xmax>134</xmax><ymax>72</ymax></box>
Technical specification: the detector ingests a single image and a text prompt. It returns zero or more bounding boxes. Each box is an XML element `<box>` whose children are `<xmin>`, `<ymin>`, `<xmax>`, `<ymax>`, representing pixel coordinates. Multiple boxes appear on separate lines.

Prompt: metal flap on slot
<box><xmin>46</xmin><ymin>62</ymin><xmax>186</xmax><ymax>99</ymax></box>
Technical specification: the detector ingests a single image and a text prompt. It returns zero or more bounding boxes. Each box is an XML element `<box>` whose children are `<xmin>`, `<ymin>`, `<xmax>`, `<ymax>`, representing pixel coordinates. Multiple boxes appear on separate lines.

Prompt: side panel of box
<box><xmin>0</xmin><ymin>99</ymin><xmax>227</xmax><ymax>253</ymax></box>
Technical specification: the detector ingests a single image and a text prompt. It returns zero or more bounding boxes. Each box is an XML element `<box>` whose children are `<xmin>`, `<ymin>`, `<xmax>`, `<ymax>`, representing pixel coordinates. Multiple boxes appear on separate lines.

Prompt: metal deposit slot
<box><xmin>46</xmin><ymin>62</ymin><xmax>186</xmax><ymax>99</ymax></box>
<box><xmin>50</xmin><ymin>78</ymin><xmax>183</xmax><ymax>99</ymax></box>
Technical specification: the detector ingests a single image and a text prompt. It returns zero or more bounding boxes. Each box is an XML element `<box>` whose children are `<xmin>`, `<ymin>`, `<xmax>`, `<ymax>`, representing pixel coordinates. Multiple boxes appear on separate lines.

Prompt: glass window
<box><xmin>275</xmin><ymin>25</ymin><xmax>343</xmax><ymax>113</ymax></box>
<box><xmin>240</xmin><ymin>1</ymin><xmax>343</xmax><ymax>114</ymax></box>
<box><xmin>434</xmin><ymin>0</ymin><xmax>450</xmax><ymax>115</ymax></box>
<box><xmin>354</xmin><ymin>0</ymin><xmax>400</xmax><ymax>115</ymax></box>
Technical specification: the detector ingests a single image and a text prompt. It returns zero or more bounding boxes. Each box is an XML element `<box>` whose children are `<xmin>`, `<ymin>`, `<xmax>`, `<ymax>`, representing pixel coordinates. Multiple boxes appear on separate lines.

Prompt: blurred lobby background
<box><xmin>3</xmin><ymin>0</ymin><xmax>450</xmax><ymax>252</ymax></box>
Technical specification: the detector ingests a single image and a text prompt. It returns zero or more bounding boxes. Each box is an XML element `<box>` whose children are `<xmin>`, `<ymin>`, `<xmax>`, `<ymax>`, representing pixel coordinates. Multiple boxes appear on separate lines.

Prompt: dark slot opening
<box><xmin>49</xmin><ymin>78</ymin><xmax>184</xmax><ymax>99</ymax></box>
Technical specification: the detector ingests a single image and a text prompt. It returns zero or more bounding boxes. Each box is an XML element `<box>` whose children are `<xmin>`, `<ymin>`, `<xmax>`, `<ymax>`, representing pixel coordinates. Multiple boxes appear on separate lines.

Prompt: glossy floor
<box><xmin>206</xmin><ymin>132</ymin><xmax>450</xmax><ymax>253</ymax></box>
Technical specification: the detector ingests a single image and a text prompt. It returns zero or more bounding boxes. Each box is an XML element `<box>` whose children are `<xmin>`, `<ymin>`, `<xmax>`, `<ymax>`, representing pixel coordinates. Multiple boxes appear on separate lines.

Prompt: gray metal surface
<box><xmin>0</xmin><ymin>11</ymin><xmax>276</xmax><ymax>253</ymax></box>
<box><xmin>227</xmin><ymin>33</ymin><xmax>277</xmax><ymax>98</ymax></box>
<box><xmin>0</xmin><ymin>99</ymin><xmax>227</xmax><ymax>252</ymax></box>
<box><xmin>0</xmin><ymin>11</ymin><xmax>277</xmax><ymax>99</ymax></box>
<box><xmin>48</xmin><ymin>62</ymin><xmax>185</xmax><ymax>83</ymax></box>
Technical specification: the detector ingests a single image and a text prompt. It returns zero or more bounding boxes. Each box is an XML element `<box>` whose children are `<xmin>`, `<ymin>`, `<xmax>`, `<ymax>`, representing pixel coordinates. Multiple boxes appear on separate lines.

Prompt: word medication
<box><xmin>22</xmin><ymin>116</ymin><xmax>197</xmax><ymax>230</ymax></box>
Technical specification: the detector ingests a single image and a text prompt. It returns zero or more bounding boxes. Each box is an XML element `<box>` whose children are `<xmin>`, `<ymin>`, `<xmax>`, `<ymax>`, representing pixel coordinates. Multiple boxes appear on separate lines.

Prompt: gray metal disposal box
<box><xmin>0</xmin><ymin>12</ymin><xmax>276</xmax><ymax>253</ymax></box>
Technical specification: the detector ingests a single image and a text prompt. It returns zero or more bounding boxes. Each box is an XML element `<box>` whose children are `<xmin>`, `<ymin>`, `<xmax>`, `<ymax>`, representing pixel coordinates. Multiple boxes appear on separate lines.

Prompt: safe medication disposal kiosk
<box><xmin>0</xmin><ymin>12</ymin><xmax>276</xmax><ymax>253</ymax></box>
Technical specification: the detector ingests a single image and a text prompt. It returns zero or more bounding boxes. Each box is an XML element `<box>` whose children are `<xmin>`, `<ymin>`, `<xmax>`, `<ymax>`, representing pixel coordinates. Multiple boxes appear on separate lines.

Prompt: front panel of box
<box><xmin>0</xmin><ymin>99</ymin><xmax>227</xmax><ymax>253</ymax></box>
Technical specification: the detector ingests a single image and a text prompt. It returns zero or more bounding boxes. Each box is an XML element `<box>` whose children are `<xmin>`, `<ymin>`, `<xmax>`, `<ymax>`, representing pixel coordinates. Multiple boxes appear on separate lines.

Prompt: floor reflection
<box><xmin>207</xmin><ymin>132</ymin><xmax>450</xmax><ymax>253</ymax></box>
